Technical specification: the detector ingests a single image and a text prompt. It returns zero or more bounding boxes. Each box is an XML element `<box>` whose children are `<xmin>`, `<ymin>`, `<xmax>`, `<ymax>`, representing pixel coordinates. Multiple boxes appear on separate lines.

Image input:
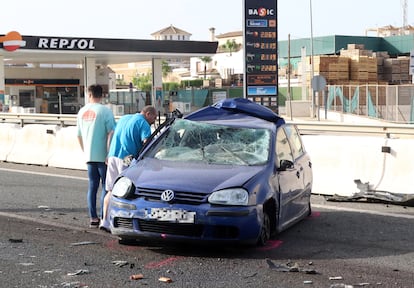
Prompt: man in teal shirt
<box><xmin>100</xmin><ymin>105</ymin><xmax>157</xmax><ymax>231</ymax></box>
<box><xmin>77</xmin><ymin>84</ymin><xmax>116</xmax><ymax>227</ymax></box>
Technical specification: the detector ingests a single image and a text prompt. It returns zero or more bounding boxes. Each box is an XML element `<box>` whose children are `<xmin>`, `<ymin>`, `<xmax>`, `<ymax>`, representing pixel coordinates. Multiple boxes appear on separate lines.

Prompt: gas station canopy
<box><xmin>0</xmin><ymin>32</ymin><xmax>218</xmax><ymax>66</ymax></box>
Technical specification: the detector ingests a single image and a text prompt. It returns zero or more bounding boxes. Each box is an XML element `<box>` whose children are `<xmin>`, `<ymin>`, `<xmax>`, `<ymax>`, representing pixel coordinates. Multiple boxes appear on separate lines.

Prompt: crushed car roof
<box><xmin>185</xmin><ymin>98</ymin><xmax>285</xmax><ymax>127</ymax></box>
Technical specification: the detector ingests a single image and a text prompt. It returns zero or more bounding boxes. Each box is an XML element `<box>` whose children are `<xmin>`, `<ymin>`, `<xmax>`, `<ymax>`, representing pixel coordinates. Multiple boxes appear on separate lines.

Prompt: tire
<box><xmin>307</xmin><ymin>201</ymin><xmax>312</xmax><ymax>216</ymax></box>
<box><xmin>257</xmin><ymin>211</ymin><xmax>271</xmax><ymax>246</ymax></box>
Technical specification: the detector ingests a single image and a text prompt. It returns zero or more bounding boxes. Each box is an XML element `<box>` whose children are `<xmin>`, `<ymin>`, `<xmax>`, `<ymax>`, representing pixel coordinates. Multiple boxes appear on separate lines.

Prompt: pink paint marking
<box><xmin>256</xmin><ymin>240</ymin><xmax>283</xmax><ymax>251</ymax></box>
<box><xmin>308</xmin><ymin>211</ymin><xmax>321</xmax><ymax>218</ymax></box>
<box><xmin>145</xmin><ymin>256</ymin><xmax>182</xmax><ymax>269</ymax></box>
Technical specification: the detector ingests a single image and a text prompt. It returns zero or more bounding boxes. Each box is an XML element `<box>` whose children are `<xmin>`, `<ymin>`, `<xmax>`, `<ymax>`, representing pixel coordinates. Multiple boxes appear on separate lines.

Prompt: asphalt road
<box><xmin>1</xmin><ymin>161</ymin><xmax>414</xmax><ymax>288</ymax></box>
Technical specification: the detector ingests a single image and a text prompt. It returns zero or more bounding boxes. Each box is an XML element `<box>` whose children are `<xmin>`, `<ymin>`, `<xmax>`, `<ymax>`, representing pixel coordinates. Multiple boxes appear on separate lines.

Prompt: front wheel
<box><xmin>257</xmin><ymin>211</ymin><xmax>271</xmax><ymax>246</ymax></box>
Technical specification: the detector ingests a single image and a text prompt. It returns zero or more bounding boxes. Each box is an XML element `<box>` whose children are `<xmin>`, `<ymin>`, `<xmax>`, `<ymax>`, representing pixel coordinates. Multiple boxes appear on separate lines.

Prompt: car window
<box><xmin>145</xmin><ymin>119</ymin><xmax>270</xmax><ymax>166</ymax></box>
<box><xmin>275</xmin><ymin>127</ymin><xmax>294</xmax><ymax>168</ymax></box>
<box><xmin>284</xmin><ymin>124</ymin><xmax>304</xmax><ymax>160</ymax></box>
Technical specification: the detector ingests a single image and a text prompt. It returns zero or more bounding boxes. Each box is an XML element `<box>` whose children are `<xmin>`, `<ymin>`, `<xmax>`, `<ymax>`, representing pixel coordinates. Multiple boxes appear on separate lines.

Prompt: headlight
<box><xmin>208</xmin><ymin>188</ymin><xmax>249</xmax><ymax>206</ymax></box>
<box><xmin>112</xmin><ymin>177</ymin><xmax>135</xmax><ymax>198</ymax></box>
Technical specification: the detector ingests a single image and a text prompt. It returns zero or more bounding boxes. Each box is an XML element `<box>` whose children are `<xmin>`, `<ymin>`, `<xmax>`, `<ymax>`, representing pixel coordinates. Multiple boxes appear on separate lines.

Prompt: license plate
<box><xmin>145</xmin><ymin>208</ymin><xmax>195</xmax><ymax>223</ymax></box>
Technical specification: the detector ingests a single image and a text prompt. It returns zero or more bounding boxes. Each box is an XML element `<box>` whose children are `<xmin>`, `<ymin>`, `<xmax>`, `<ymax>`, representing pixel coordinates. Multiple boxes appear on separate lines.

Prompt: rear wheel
<box><xmin>257</xmin><ymin>211</ymin><xmax>271</xmax><ymax>246</ymax></box>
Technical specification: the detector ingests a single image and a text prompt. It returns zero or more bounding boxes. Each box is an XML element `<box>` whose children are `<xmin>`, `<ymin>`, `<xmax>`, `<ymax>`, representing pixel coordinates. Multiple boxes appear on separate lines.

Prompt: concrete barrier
<box><xmin>48</xmin><ymin>126</ymin><xmax>86</xmax><ymax>170</ymax></box>
<box><xmin>1</xmin><ymin>122</ymin><xmax>413</xmax><ymax>196</ymax></box>
<box><xmin>372</xmin><ymin>137</ymin><xmax>414</xmax><ymax>194</ymax></box>
<box><xmin>6</xmin><ymin>124</ymin><xmax>58</xmax><ymax>166</ymax></box>
<box><xmin>0</xmin><ymin>123</ymin><xmax>19</xmax><ymax>161</ymax></box>
<box><xmin>302</xmin><ymin>135</ymin><xmax>414</xmax><ymax>196</ymax></box>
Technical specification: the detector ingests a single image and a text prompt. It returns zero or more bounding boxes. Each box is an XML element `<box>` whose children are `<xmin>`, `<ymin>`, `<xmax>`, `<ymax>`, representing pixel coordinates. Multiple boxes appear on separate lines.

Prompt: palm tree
<box><xmin>199</xmin><ymin>56</ymin><xmax>212</xmax><ymax>79</ymax></box>
<box><xmin>221</xmin><ymin>39</ymin><xmax>238</xmax><ymax>56</ymax></box>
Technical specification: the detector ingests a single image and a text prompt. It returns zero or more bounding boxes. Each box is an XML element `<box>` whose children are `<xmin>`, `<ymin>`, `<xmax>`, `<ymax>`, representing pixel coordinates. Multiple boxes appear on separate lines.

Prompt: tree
<box><xmin>162</xmin><ymin>60</ymin><xmax>172</xmax><ymax>77</ymax></box>
<box><xmin>199</xmin><ymin>56</ymin><xmax>212</xmax><ymax>79</ymax></box>
<box><xmin>132</xmin><ymin>72</ymin><xmax>152</xmax><ymax>92</ymax></box>
<box><xmin>221</xmin><ymin>39</ymin><xmax>239</xmax><ymax>56</ymax></box>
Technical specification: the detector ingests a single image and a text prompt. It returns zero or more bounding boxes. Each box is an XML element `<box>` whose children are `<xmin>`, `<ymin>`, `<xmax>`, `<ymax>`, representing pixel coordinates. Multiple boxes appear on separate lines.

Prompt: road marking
<box><xmin>0</xmin><ymin>211</ymin><xmax>114</xmax><ymax>237</ymax></box>
<box><xmin>312</xmin><ymin>204</ymin><xmax>414</xmax><ymax>219</ymax></box>
<box><xmin>0</xmin><ymin>167</ymin><xmax>87</xmax><ymax>181</ymax></box>
<box><xmin>1</xmin><ymin>167</ymin><xmax>414</xmax><ymax>229</ymax></box>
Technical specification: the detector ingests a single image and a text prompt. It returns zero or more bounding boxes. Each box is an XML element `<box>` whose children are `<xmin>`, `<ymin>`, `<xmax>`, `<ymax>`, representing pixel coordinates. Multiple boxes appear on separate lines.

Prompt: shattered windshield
<box><xmin>145</xmin><ymin>119</ymin><xmax>270</xmax><ymax>166</ymax></box>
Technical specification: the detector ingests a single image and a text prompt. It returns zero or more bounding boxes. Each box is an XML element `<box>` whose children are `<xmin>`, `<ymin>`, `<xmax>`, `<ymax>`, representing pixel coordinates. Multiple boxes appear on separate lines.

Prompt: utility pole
<box><xmin>288</xmin><ymin>34</ymin><xmax>292</xmax><ymax>120</ymax></box>
<box><xmin>310</xmin><ymin>0</ymin><xmax>315</xmax><ymax>118</ymax></box>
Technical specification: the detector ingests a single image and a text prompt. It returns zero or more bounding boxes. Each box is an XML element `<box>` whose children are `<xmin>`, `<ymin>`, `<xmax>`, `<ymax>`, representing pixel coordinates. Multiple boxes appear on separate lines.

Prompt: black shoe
<box><xmin>89</xmin><ymin>219</ymin><xmax>100</xmax><ymax>228</ymax></box>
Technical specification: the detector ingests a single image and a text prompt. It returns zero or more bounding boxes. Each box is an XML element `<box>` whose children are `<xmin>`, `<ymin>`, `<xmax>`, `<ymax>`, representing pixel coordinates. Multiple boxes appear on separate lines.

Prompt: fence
<box><xmin>323</xmin><ymin>84</ymin><xmax>414</xmax><ymax>124</ymax></box>
<box><xmin>165</xmin><ymin>87</ymin><xmax>243</xmax><ymax>115</ymax></box>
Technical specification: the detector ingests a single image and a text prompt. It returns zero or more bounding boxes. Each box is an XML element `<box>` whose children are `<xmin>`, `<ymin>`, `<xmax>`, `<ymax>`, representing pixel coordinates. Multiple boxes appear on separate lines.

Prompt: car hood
<box><xmin>122</xmin><ymin>158</ymin><xmax>264</xmax><ymax>193</ymax></box>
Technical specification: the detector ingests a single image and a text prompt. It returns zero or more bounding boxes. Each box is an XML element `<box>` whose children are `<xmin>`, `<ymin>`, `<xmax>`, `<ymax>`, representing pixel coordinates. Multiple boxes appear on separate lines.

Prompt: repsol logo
<box><xmin>37</xmin><ymin>38</ymin><xmax>96</xmax><ymax>50</ymax></box>
<box><xmin>248</xmin><ymin>8</ymin><xmax>274</xmax><ymax>17</ymax></box>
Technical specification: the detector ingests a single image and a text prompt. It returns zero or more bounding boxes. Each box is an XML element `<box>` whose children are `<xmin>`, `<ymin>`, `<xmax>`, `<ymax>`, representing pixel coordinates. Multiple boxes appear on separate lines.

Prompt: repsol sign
<box><xmin>37</xmin><ymin>38</ymin><xmax>96</xmax><ymax>50</ymax></box>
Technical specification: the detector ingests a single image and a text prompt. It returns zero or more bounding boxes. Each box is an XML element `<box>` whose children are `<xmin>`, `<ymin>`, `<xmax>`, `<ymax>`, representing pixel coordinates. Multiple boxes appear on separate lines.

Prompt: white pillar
<box><xmin>152</xmin><ymin>58</ymin><xmax>163</xmax><ymax>114</ymax></box>
<box><xmin>0</xmin><ymin>55</ymin><xmax>4</xmax><ymax>110</ymax></box>
<box><xmin>84</xmin><ymin>57</ymin><xmax>96</xmax><ymax>104</ymax></box>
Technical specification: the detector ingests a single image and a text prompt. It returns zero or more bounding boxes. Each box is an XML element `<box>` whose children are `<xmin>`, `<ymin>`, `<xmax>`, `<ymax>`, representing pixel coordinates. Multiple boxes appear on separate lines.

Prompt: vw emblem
<box><xmin>161</xmin><ymin>190</ymin><xmax>175</xmax><ymax>202</ymax></box>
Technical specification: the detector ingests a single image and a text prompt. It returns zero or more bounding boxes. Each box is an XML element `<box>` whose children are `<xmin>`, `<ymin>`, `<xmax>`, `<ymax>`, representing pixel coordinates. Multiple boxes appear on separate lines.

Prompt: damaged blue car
<box><xmin>107</xmin><ymin>98</ymin><xmax>313</xmax><ymax>246</ymax></box>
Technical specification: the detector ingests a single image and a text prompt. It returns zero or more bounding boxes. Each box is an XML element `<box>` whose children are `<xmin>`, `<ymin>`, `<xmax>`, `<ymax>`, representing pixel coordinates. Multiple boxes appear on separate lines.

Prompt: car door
<box><xmin>275</xmin><ymin>125</ymin><xmax>304</xmax><ymax>229</ymax></box>
<box><xmin>284</xmin><ymin>124</ymin><xmax>312</xmax><ymax>217</ymax></box>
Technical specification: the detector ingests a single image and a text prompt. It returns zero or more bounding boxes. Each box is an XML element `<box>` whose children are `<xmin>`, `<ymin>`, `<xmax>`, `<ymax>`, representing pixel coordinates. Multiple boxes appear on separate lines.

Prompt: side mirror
<box><xmin>278</xmin><ymin>159</ymin><xmax>294</xmax><ymax>171</ymax></box>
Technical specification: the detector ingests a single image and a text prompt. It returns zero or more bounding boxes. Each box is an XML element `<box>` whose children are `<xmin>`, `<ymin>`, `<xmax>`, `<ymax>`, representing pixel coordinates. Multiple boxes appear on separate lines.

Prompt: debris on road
<box><xmin>9</xmin><ymin>238</ymin><xmax>23</xmax><ymax>243</ymax></box>
<box><xmin>325</xmin><ymin>179</ymin><xmax>414</xmax><ymax>206</ymax></box>
<box><xmin>36</xmin><ymin>227</ymin><xmax>55</xmax><ymax>231</ymax></box>
<box><xmin>18</xmin><ymin>262</ymin><xmax>35</xmax><ymax>266</ymax></box>
<box><xmin>70</xmin><ymin>241</ymin><xmax>99</xmax><ymax>246</ymax></box>
<box><xmin>112</xmin><ymin>260</ymin><xmax>129</xmax><ymax>267</ymax></box>
<box><xmin>159</xmin><ymin>276</ymin><xmax>173</xmax><ymax>283</ymax></box>
<box><xmin>329</xmin><ymin>284</ymin><xmax>353</xmax><ymax>288</ymax></box>
<box><xmin>266</xmin><ymin>259</ymin><xmax>319</xmax><ymax>274</ymax></box>
<box><xmin>330</xmin><ymin>282</ymin><xmax>371</xmax><ymax>287</ymax></box>
<box><xmin>60</xmin><ymin>281</ymin><xmax>88</xmax><ymax>287</ymax></box>
<box><xmin>329</xmin><ymin>276</ymin><xmax>344</xmax><ymax>280</ymax></box>
<box><xmin>43</xmin><ymin>269</ymin><xmax>61</xmax><ymax>274</ymax></box>
<box><xmin>130</xmin><ymin>273</ymin><xmax>144</xmax><ymax>280</ymax></box>
<box><xmin>67</xmin><ymin>269</ymin><xmax>90</xmax><ymax>276</ymax></box>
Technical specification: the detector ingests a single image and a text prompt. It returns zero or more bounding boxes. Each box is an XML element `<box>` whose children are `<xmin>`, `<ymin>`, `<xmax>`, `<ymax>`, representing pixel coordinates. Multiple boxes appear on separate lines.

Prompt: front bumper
<box><xmin>108</xmin><ymin>197</ymin><xmax>262</xmax><ymax>245</ymax></box>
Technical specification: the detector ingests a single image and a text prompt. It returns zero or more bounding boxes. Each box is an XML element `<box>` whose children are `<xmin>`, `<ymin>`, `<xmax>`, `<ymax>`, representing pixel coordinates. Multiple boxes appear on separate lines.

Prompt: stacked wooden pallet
<box><xmin>301</xmin><ymin>55</ymin><xmax>350</xmax><ymax>83</ymax></box>
<box><xmin>381</xmin><ymin>57</ymin><xmax>410</xmax><ymax>83</ymax></box>
<box><xmin>297</xmin><ymin>44</ymin><xmax>410</xmax><ymax>85</ymax></box>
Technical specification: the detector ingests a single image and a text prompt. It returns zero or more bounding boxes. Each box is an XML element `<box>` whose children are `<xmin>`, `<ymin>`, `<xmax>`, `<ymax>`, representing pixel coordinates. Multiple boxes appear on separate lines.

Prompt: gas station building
<box><xmin>0</xmin><ymin>31</ymin><xmax>218</xmax><ymax>114</ymax></box>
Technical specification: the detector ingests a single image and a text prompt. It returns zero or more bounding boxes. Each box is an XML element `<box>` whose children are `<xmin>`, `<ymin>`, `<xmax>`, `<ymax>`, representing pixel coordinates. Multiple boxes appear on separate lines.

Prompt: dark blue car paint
<box><xmin>108</xmin><ymin>98</ymin><xmax>312</xmax><ymax>245</ymax></box>
<box><xmin>122</xmin><ymin>158</ymin><xmax>264</xmax><ymax>194</ymax></box>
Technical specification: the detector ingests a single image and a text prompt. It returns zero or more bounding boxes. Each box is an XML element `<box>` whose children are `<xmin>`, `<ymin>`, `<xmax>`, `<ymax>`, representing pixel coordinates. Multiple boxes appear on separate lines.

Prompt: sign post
<box><xmin>311</xmin><ymin>75</ymin><xmax>326</xmax><ymax>121</ymax></box>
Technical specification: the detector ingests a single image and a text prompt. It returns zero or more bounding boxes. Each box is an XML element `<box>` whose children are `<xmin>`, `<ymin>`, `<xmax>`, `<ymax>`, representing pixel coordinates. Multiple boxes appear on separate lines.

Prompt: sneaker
<box><xmin>89</xmin><ymin>219</ymin><xmax>100</xmax><ymax>228</ymax></box>
<box><xmin>99</xmin><ymin>219</ymin><xmax>111</xmax><ymax>233</ymax></box>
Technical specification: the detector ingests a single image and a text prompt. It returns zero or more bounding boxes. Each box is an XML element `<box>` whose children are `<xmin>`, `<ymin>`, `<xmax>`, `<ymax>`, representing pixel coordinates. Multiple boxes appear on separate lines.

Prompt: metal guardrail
<box><xmin>0</xmin><ymin>112</ymin><xmax>165</xmax><ymax>128</ymax></box>
<box><xmin>0</xmin><ymin>113</ymin><xmax>78</xmax><ymax>127</ymax></box>
<box><xmin>2</xmin><ymin>112</ymin><xmax>414</xmax><ymax>137</ymax></box>
<box><xmin>287</xmin><ymin>120</ymin><xmax>414</xmax><ymax>137</ymax></box>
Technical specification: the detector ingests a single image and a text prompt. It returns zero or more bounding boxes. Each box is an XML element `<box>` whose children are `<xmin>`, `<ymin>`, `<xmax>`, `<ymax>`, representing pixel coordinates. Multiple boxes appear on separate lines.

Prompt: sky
<box><xmin>0</xmin><ymin>0</ymin><xmax>412</xmax><ymax>41</ymax></box>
